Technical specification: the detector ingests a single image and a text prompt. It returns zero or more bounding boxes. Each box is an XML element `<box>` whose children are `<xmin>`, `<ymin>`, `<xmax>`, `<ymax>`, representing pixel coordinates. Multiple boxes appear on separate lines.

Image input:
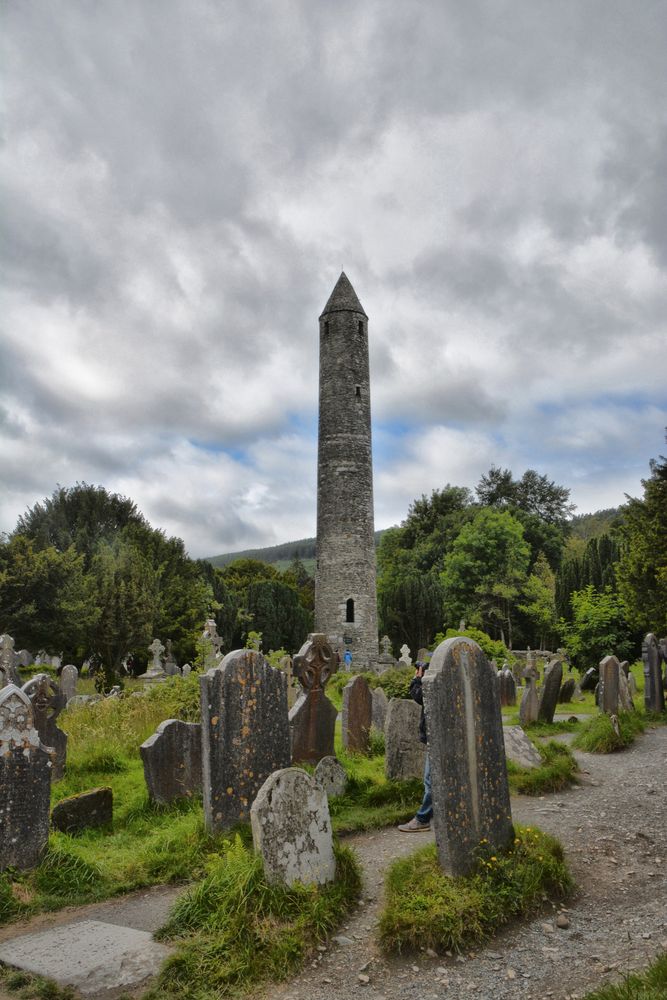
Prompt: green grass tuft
<box><xmin>578</xmin><ymin>954</ymin><xmax>667</xmax><ymax>999</ymax></box>
<box><xmin>0</xmin><ymin>964</ymin><xmax>76</xmax><ymax>998</ymax></box>
<box><xmin>378</xmin><ymin>823</ymin><xmax>573</xmax><ymax>954</ymax></box>
<box><xmin>573</xmin><ymin>711</ymin><xmax>646</xmax><ymax>753</ymax></box>
<box><xmin>507</xmin><ymin>741</ymin><xmax>579</xmax><ymax>796</ymax></box>
<box><xmin>144</xmin><ymin>835</ymin><xmax>362</xmax><ymax>999</ymax></box>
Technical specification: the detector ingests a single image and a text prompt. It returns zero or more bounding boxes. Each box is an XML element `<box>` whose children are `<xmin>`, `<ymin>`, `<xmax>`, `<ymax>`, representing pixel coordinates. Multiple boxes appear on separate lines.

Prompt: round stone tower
<box><xmin>315</xmin><ymin>272</ymin><xmax>378</xmax><ymax>670</ymax></box>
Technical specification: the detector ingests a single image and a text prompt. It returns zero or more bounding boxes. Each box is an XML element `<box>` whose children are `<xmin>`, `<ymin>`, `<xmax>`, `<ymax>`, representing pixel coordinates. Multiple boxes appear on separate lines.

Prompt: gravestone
<box><xmin>17</xmin><ymin>649</ymin><xmax>32</xmax><ymax>668</ymax></box>
<box><xmin>140</xmin><ymin>719</ymin><xmax>202</xmax><ymax>804</ymax></box>
<box><xmin>250</xmin><ymin>767</ymin><xmax>336</xmax><ymax>887</ymax></box>
<box><xmin>181</xmin><ymin>663</ymin><xmax>192</xmax><ymax>677</ymax></box>
<box><xmin>279</xmin><ymin>655</ymin><xmax>298</xmax><ymax>709</ymax></box>
<box><xmin>163</xmin><ymin>639</ymin><xmax>180</xmax><ymax>676</ymax></box>
<box><xmin>342</xmin><ymin>674</ymin><xmax>372</xmax><ymax>752</ymax></box>
<box><xmin>519</xmin><ymin>670</ymin><xmax>539</xmax><ymax>726</ymax></box>
<box><xmin>371</xmin><ymin>687</ymin><xmax>388</xmax><ymax>731</ymax></box>
<box><xmin>642</xmin><ymin>633</ymin><xmax>665</xmax><ymax>714</ymax></box>
<box><xmin>617</xmin><ymin>663</ymin><xmax>634</xmax><ymax>712</ymax></box>
<box><xmin>200</xmin><ymin>648</ymin><xmax>290</xmax><ymax>833</ymax></box>
<box><xmin>538</xmin><ymin>659</ymin><xmax>563</xmax><ymax>724</ymax></box>
<box><xmin>314</xmin><ymin>755</ymin><xmax>348</xmax><ymax>797</ymax></box>
<box><xmin>139</xmin><ymin>639</ymin><xmax>166</xmax><ymax>681</ymax></box>
<box><xmin>599</xmin><ymin>655</ymin><xmax>621</xmax><ymax>715</ymax></box>
<box><xmin>580</xmin><ymin>667</ymin><xmax>599</xmax><ymax>692</ymax></box>
<box><xmin>22</xmin><ymin>673</ymin><xmax>67</xmax><ymax>780</ymax></box>
<box><xmin>619</xmin><ymin>660</ymin><xmax>630</xmax><ymax>676</ymax></box>
<box><xmin>0</xmin><ymin>634</ymin><xmax>21</xmax><ymax>687</ymax></box>
<box><xmin>60</xmin><ymin>664</ymin><xmax>78</xmax><ymax>704</ymax></box>
<box><xmin>377</xmin><ymin>635</ymin><xmax>396</xmax><ymax>669</ymax></box>
<box><xmin>51</xmin><ymin>787</ymin><xmax>113</xmax><ymax>833</ymax></box>
<box><xmin>399</xmin><ymin>644</ymin><xmax>412</xmax><ymax>666</ymax></box>
<box><xmin>627</xmin><ymin>671</ymin><xmax>638</xmax><ymax>697</ymax></box>
<box><xmin>201</xmin><ymin>619</ymin><xmax>223</xmax><ymax>668</ymax></box>
<box><xmin>422</xmin><ymin>637</ymin><xmax>513</xmax><ymax>877</ymax></box>
<box><xmin>503</xmin><ymin>726</ymin><xmax>542</xmax><ymax>770</ymax></box>
<box><xmin>289</xmin><ymin>634</ymin><xmax>339</xmax><ymax>764</ymax></box>
<box><xmin>559</xmin><ymin>677</ymin><xmax>576</xmax><ymax>703</ymax></box>
<box><xmin>384</xmin><ymin>698</ymin><xmax>425</xmax><ymax>781</ymax></box>
<box><xmin>0</xmin><ymin>684</ymin><xmax>54</xmax><ymax>870</ymax></box>
<box><xmin>498</xmin><ymin>667</ymin><xmax>516</xmax><ymax>707</ymax></box>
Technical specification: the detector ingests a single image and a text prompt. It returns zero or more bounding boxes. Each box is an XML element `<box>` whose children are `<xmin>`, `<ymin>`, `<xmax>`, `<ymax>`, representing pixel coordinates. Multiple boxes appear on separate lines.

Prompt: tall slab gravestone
<box><xmin>371</xmin><ymin>686</ymin><xmax>388</xmax><ymax>731</ymax></box>
<box><xmin>422</xmin><ymin>637</ymin><xmax>514</xmax><ymax>877</ymax></box>
<box><xmin>642</xmin><ymin>634</ymin><xmax>665</xmax><ymax>714</ymax></box>
<box><xmin>599</xmin><ymin>655</ymin><xmax>621</xmax><ymax>715</ymax></box>
<box><xmin>384</xmin><ymin>698</ymin><xmax>425</xmax><ymax>781</ymax></box>
<box><xmin>140</xmin><ymin>719</ymin><xmax>202</xmax><ymax>804</ymax></box>
<box><xmin>60</xmin><ymin>664</ymin><xmax>78</xmax><ymax>704</ymax></box>
<box><xmin>538</xmin><ymin>659</ymin><xmax>563</xmax><ymax>724</ymax></box>
<box><xmin>0</xmin><ymin>685</ymin><xmax>54</xmax><ymax>870</ymax></box>
<box><xmin>200</xmin><ymin>649</ymin><xmax>290</xmax><ymax>833</ymax></box>
<box><xmin>498</xmin><ymin>666</ymin><xmax>516</xmax><ymax>707</ymax></box>
<box><xmin>519</xmin><ymin>671</ymin><xmax>539</xmax><ymax>726</ymax></box>
<box><xmin>22</xmin><ymin>673</ymin><xmax>67</xmax><ymax>780</ymax></box>
<box><xmin>289</xmin><ymin>634</ymin><xmax>339</xmax><ymax>764</ymax></box>
<box><xmin>0</xmin><ymin>634</ymin><xmax>21</xmax><ymax>687</ymax></box>
<box><xmin>342</xmin><ymin>674</ymin><xmax>372</xmax><ymax>752</ymax></box>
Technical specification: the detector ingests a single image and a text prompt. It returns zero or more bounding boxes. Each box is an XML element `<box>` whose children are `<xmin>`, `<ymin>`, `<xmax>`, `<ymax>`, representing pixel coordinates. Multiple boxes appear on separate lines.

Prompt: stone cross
<box><xmin>422</xmin><ymin>637</ymin><xmax>513</xmax><ymax>877</ymax></box>
<box><xmin>22</xmin><ymin>673</ymin><xmax>67</xmax><ymax>780</ymax></box>
<box><xmin>341</xmin><ymin>674</ymin><xmax>372</xmax><ymax>753</ymax></box>
<box><xmin>0</xmin><ymin>634</ymin><xmax>21</xmax><ymax>687</ymax></box>
<box><xmin>642</xmin><ymin>633</ymin><xmax>665</xmax><ymax>714</ymax></box>
<box><xmin>0</xmin><ymin>684</ymin><xmax>54</xmax><ymax>870</ymax></box>
<box><xmin>201</xmin><ymin>619</ymin><xmax>223</xmax><ymax>668</ymax></box>
<box><xmin>148</xmin><ymin>639</ymin><xmax>165</xmax><ymax>669</ymax></box>
<box><xmin>380</xmin><ymin>635</ymin><xmax>392</xmax><ymax>657</ymax></box>
<box><xmin>289</xmin><ymin>634</ymin><xmax>339</xmax><ymax>764</ymax></box>
<box><xmin>399</xmin><ymin>644</ymin><xmax>412</xmax><ymax>666</ymax></box>
<box><xmin>200</xmin><ymin>649</ymin><xmax>290</xmax><ymax>833</ymax></box>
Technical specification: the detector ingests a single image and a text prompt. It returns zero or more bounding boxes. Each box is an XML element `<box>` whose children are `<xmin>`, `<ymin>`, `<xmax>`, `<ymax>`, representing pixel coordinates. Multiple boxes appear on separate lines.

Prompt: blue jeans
<box><xmin>415</xmin><ymin>753</ymin><xmax>432</xmax><ymax>823</ymax></box>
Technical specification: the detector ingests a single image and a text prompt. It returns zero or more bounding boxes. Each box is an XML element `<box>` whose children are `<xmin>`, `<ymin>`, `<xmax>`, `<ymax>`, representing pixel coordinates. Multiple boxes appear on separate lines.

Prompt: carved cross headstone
<box><xmin>289</xmin><ymin>634</ymin><xmax>339</xmax><ymax>764</ymax></box>
<box><xmin>139</xmin><ymin>639</ymin><xmax>167</xmax><ymax>681</ymax></box>
<box><xmin>399</xmin><ymin>644</ymin><xmax>412</xmax><ymax>666</ymax></box>
<box><xmin>201</xmin><ymin>619</ymin><xmax>223</xmax><ymax>668</ymax></box>
<box><xmin>0</xmin><ymin>634</ymin><xmax>21</xmax><ymax>687</ymax></box>
<box><xmin>0</xmin><ymin>685</ymin><xmax>53</xmax><ymax>870</ymax></box>
<box><xmin>22</xmin><ymin>674</ymin><xmax>67</xmax><ymax>780</ymax></box>
<box><xmin>642</xmin><ymin>633</ymin><xmax>665</xmax><ymax>714</ymax></box>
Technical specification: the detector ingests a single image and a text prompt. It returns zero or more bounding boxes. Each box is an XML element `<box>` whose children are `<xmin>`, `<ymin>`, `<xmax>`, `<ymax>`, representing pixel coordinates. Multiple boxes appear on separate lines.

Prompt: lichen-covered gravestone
<box><xmin>0</xmin><ymin>684</ymin><xmax>54</xmax><ymax>870</ymax></box>
<box><xmin>51</xmin><ymin>787</ymin><xmax>113</xmax><ymax>833</ymax></box>
<box><xmin>200</xmin><ymin>649</ymin><xmax>290</xmax><ymax>833</ymax></box>
<box><xmin>384</xmin><ymin>698</ymin><xmax>425</xmax><ymax>781</ymax></box>
<box><xmin>0</xmin><ymin>634</ymin><xmax>21</xmax><ymax>687</ymax></box>
<box><xmin>140</xmin><ymin>719</ymin><xmax>202</xmax><ymax>804</ymax></box>
<box><xmin>342</xmin><ymin>674</ymin><xmax>372</xmax><ymax>752</ymax></box>
<box><xmin>371</xmin><ymin>687</ymin><xmax>388</xmax><ymax>731</ymax></box>
<box><xmin>642</xmin><ymin>634</ymin><xmax>665</xmax><ymax>714</ymax></box>
<box><xmin>250</xmin><ymin>768</ymin><xmax>336</xmax><ymax>886</ymax></box>
<box><xmin>22</xmin><ymin>673</ymin><xmax>67</xmax><ymax>780</ymax></box>
<box><xmin>60</xmin><ymin>664</ymin><xmax>78</xmax><ymax>704</ymax></box>
<box><xmin>599</xmin><ymin>655</ymin><xmax>621</xmax><ymax>715</ymax></box>
<box><xmin>422</xmin><ymin>636</ymin><xmax>514</xmax><ymax>877</ymax></box>
<box><xmin>538</xmin><ymin>659</ymin><xmax>563</xmax><ymax>724</ymax></box>
<box><xmin>289</xmin><ymin>634</ymin><xmax>339</xmax><ymax>764</ymax></box>
<box><xmin>519</xmin><ymin>670</ymin><xmax>539</xmax><ymax>726</ymax></box>
<box><xmin>314</xmin><ymin>755</ymin><xmax>348</xmax><ymax>797</ymax></box>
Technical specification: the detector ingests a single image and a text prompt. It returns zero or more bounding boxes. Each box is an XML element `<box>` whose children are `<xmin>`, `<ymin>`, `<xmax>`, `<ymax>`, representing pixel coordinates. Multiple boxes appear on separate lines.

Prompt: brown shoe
<box><xmin>398</xmin><ymin>817</ymin><xmax>431</xmax><ymax>832</ymax></box>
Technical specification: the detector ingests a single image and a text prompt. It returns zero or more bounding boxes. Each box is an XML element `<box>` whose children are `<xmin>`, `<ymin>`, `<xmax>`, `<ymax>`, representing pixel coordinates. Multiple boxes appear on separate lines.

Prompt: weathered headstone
<box><xmin>399</xmin><ymin>644</ymin><xmax>412</xmax><ymax>666</ymax></box>
<box><xmin>0</xmin><ymin>634</ymin><xmax>21</xmax><ymax>687</ymax></box>
<box><xmin>422</xmin><ymin>637</ymin><xmax>514</xmax><ymax>877</ymax></box>
<box><xmin>140</xmin><ymin>719</ymin><xmax>202</xmax><ymax>804</ymax></box>
<box><xmin>250</xmin><ymin>767</ymin><xmax>336</xmax><ymax>887</ymax></box>
<box><xmin>559</xmin><ymin>677</ymin><xmax>576</xmax><ymax>703</ymax></box>
<box><xmin>200</xmin><ymin>649</ymin><xmax>290</xmax><ymax>833</ymax></box>
<box><xmin>503</xmin><ymin>726</ymin><xmax>542</xmax><ymax>770</ymax></box>
<box><xmin>627</xmin><ymin>671</ymin><xmax>638</xmax><ymax>697</ymax></box>
<box><xmin>279</xmin><ymin>655</ymin><xmax>298</xmax><ymax>709</ymax></box>
<box><xmin>22</xmin><ymin>673</ymin><xmax>67</xmax><ymax>780</ymax></box>
<box><xmin>377</xmin><ymin>635</ymin><xmax>396</xmax><ymax>669</ymax></box>
<box><xmin>619</xmin><ymin>660</ymin><xmax>630</xmax><ymax>676</ymax></box>
<box><xmin>519</xmin><ymin>670</ymin><xmax>539</xmax><ymax>726</ymax></box>
<box><xmin>17</xmin><ymin>649</ymin><xmax>32</xmax><ymax>668</ymax></box>
<box><xmin>371</xmin><ymin>686</ymin><xmax>388</xmax><ymax>731</ymax></box>
<box><xmin>617</xmin><ymin>662</ymin><xmax>634</xmax><ymax>712</ymax></box>
<box><xmin>51</xmin><ymin>787</ymin><xmax>113</xmax><ymax>833</ymax></box>
<box><xmin>384</xmin><ymin>698</ymin><xmax>425</xmax><ymax>781</ymax></box>
<box><xmin>580</xmin><ymin>667</ymin><xmax>599</xmax><ymax>692</ymax></box>
<box><xmin>0</xmin><ymin>684</ymin><xmax>54</xmax><ymax>870</ymax></box>
<box><xmin>289</xmin><ymin>634</ymin><xmax>339</xmax><ymax>764</ymax></box>
<box><xmin>163</xmin><ymin>640</ymin><xmax>180</xmax><ymax>677</ymax></box>
<box><xmin>201</xmin><ymin>619</ymin><xmax>223</xmax><ymax>668</ymax></box>
<box><xmin>538</xmin><ymin>659</ymin><xmax>563</xmax><ymax>724</ymax></box>
<box><xmin>642</xmin><ymin>633</ymin><xmax>665</xmax><ymax>714</ymax></box>
<box><xmin>139</xmin><ymin>639</ymin><xmax>167</xmax><ymax>681</ymax></box>
<box><xmin>314</xmin><ymin>755</ymin><xmax>348</xmax><ymax>797</ymax></box>
<box><xmin>599</xmin><ymin>655</ymin><xmax>621</xmax><ymax>715</ymax></box>
<box><xmin>60</xmin><ymin>664</ymin><xmax>78</xmax><ymax>704</ymax></box>
<box><xmin>181</xmin><ymin>663</ymin><xmax>192</xmax><ymax>677</ymax></box>
<box><xmin>498</xmin><ymin>667</ymin><xmax>517</xmax><ymax>707</ymax></box>
<box><xmin>342</xmin><ymin>674</ymin><xmax>372</xmax><ymax>752</ymax></box>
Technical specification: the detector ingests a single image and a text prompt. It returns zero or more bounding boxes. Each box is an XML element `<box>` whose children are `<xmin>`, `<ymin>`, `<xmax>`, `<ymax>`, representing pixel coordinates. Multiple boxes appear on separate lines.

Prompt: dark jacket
<box><xmin>409</xmin><ymin>674</ymin><xmax>427</xmax><ymax>744</ymax></box>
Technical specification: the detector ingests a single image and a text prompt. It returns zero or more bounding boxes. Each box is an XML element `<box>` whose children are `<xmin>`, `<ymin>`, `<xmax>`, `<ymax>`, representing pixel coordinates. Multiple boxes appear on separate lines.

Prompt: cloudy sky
<box><xmin>2</xmin><ymin>1</ymin><xmax>666</xmax><ymax>558</ymax></box>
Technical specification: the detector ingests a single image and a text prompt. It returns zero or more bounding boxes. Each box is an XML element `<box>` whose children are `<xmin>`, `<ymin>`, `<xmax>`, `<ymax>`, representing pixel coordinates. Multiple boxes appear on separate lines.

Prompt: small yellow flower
<box><xmin>490</xmin><ymin>856</ymin><xmax>497</xmax><ymax>862</ymax></box>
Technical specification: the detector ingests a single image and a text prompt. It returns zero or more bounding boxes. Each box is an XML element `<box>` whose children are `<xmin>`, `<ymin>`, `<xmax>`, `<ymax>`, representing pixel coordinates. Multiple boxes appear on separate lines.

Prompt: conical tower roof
<box><xmin>320</xmin><ymin>272</ymin><xmax>367</xmax><ymax>318</ymax></box>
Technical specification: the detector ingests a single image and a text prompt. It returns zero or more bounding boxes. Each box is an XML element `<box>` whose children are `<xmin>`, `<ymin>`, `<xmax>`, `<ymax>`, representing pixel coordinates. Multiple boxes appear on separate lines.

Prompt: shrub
<box><xmin>435</xmin><ymin>628</ymin><xmax>515</xmax><ymax>666</ymax></box>
<box><xmin>573</xmin><ymin>711</ymin><xmax>645</xmax><ymax>753</ymax></box>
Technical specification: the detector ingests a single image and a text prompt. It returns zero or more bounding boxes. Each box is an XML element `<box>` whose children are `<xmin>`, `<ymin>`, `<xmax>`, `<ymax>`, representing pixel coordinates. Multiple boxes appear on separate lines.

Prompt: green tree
<box><xmin>518</xmin><ymin>551</ymin><xmax>557</xmax><ymax>649</ymax></box>
<box><xmin>557</xmin><ymin>585</ymin><xmax>634</xmax><ymax>669</ymax></box>
<box><xmin>441</xmin><ymin>508</ymin><xmax>530</xmax><ymax>646</ymax></box>
<box><xmin>476</xmin><ymin>467</ymin><xmax>575</xmax><ymax>526</ymax></box>
<box><xmin>245</xmin><ymin>580</ymin><xmax>311</xmax><ymax>652</ymax></box>
<box><xmin>378</xmin><ymin>572</ymin><xmax>444</xmax><ymax>654</ymax></box>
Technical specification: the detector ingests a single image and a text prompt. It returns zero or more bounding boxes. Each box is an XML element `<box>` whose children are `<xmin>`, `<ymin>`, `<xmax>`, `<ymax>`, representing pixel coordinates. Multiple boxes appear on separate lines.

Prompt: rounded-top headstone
<box><xmin>314</xmin><ymin>755</ymin><xmax>348</xmax><ymax>797</ymax></box>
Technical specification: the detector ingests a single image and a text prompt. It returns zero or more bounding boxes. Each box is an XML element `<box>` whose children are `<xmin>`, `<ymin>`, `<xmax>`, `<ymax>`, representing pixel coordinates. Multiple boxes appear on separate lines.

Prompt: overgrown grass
<box><xmin>578</xmin><ymin>954</ymin><xmax>667</xmax><ymax>1000</ymax></box>
<box><xmin>573</xmin><ymin>711</ymin><xmax>646</xmax><ymax>753</ymax></box>
<box><xmin>143</xmin><ymin>835</ymin><xmax>362</xmax><ymax>999</ymax></box>
<box><xmin>507</xmin><ymin>741</ymin><xmax>579</xmax><ymax>795</ymax></box>
<box><xmin>0</xmin><ymin>964</ymin><xmax>76</xmax><ymax>999</ymax></box>
<box><xmin>378</xmin><ymin>823</ymin><xmax>572</xmax><ymax>954</ymax></box>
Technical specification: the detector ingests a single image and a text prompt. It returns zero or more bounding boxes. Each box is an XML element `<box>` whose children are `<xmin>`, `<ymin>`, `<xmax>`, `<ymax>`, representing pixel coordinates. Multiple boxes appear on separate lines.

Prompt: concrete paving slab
<box><xmin>0</xmin><ymin>919</ymin><xmax>169</xmax><ymax>995</ymax></box>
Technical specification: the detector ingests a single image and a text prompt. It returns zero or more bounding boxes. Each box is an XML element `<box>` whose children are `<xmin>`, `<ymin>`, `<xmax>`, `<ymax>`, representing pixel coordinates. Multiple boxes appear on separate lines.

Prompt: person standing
<box><xmin>343</xmin><ymin>648</ymin><xmax>352</xmax><ymax>670</ymax></box>
<box><xmin>398</xmin><ymin>659</ymin><xmax>432</xmax><ymax>832</ymax></box>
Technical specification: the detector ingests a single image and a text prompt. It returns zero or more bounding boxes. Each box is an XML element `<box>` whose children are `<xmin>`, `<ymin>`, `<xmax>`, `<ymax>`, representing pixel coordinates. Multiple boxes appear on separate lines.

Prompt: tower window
<box><xmin>355</xmin><ymin>385</ymin><xmax>361</xmax><ymax>397</ymax></box>
<box><xmin>346</xmin><ymin>598</ymin><xmax>355</xmax><ymax>623</ymax></box>
<box><xmin>324</xmin><ymin>321</ymin><xmax>329</xmax><ymax>335</ymax></box>
<box><xmin>358</xmin><ymin>320</ymin><xmax>363</xmax><ymax>335</ymax></box>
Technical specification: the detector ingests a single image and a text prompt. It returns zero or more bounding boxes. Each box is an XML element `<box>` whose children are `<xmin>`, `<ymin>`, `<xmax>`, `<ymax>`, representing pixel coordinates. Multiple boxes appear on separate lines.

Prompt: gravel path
<box><xmin>260</xmin><ymin>726</ymin><xmax>667</xmax><ymax>1000</ymax></box>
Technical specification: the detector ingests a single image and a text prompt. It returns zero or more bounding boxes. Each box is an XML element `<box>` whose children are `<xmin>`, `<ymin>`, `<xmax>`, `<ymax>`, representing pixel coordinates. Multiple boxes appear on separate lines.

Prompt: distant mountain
<box><xmin>569</xmin><ymin>508</ymin><xmax>621</xmax><ymax>540</ymax></box>
<box><xmin>206</xmin><ymin>529</ymin><xmax>388</xmax><ymax>571</ymax></box>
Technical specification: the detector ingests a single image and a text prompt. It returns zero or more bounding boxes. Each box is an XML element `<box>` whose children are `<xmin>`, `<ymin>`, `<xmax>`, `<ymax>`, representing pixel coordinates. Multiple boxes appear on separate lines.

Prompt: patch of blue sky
<box><xmin>189</xmin><ymin>438</ymin><xmax>251</xmax><ymax>464</ymax></box>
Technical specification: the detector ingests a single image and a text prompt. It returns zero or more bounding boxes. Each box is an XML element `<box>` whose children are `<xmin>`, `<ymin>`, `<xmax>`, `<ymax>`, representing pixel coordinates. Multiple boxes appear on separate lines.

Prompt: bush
<box><xmin>435</xmin><ymin>628</ymin><xmax>515</xmax><ymax>666</ymax></box>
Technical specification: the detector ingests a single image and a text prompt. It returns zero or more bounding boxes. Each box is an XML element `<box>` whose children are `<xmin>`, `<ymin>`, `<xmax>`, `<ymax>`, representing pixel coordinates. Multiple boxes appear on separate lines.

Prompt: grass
<box><xmin>0</xmin><ymin>965</ymin><xmax>76</xmax><ymax>999</ymax></box>
<box><xmin>507</xmin><ymin>741</ymin><xmax>579</xmax><ymax>795</ymax></box>
<box><xmin>573</xmin><ymin>711</ymin><xmax>647</xmax><ymax>753</ymax></box>
<box><xmin>578</xmin><ymin>954</ymin><xmax>667</xmax><ymax>1000</ymax></box>
<box><xmin>143</xmin><ymin>835</ymin><xmax>362</xmax><ymax>1000</ymax></box>
<box><xmin>378</xmin><ymin>823</ymin><xmax>573</xmax><ymax>954</ymax></box>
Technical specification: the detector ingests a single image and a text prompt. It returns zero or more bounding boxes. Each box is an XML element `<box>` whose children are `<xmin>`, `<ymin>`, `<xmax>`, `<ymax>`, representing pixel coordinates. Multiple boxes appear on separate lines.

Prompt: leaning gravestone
<box><xmin>314</xmin><ymin>755</ymin><xmax>348</xmax><ymax>797</ymax></box>
<box><xmin>498</xmin><ymin>666</ymin><xmax>516</xmax><ymax>707</ymax></box>
<box><xmin>559</xmin><ymin>677</ymin><xmax>576</xmax><ymax>703</ymax></box>
<box><xmin>422</xmin><ymin>637</ymin><xmax>514</xmax><ymax>877</ymax></box>
<box><xmin>51</xmin><ymin>787</ymin><xmax>113</xmax><ymax>833</ymax></box>
<box><xmin>0</xmin><ymin>634</ymin><xmax>21</xmax><ymax>687</ymax></box>
<box><xmin>503</xmin><ymin>726</ymin><xmax>542</xmax><ymax>770</ymax></box>
<box><xmin>642</xmin><ymin>633</ymin><xmax>665</xmax><ymax>714</ymax></box>
<box><xmin>371</xmin><ymin>687</ymin><xmax>388</xmax><ymax>731</ymax></box>
<box><xmin>599</xmin><ymin>655</ymin><xmax>621</xmax><ymax>715</ymax></box>
<box><xmin>289</xmin><ymin>634</ymin><xmax>339</xmax><ymax>764</ymax></box>
<box><xmin>140</xmin><ymin>719</ymin><xmax>202</xmax><ymax>804</ymax></box>
<box><xmin>0</xmin><ymin>684</ymin><xmax>54</xmax><ymax>870</ymax></box>
<box><xmin>250</xmin><ymin>767</ymin><xmax>336</xmax><ymax>887</ymax></box>
<box><xmin>342</xmin><ymin>674</ymin><xmax>372</xmax><ymax>752</ymax></box>
<box><xmin>384</xmin><ymin>698</ymin><xmax>425</xmax><ymax>781</ymax></box>
<box><xmin>538</xmin><ymin>659</ymin><xmax>563</xmax><ymax>724</ymax></box>
<box><xmin>60</xmin><ymin>664</ymin><xmax>78</xmax><ymax>704</ymax></box>
<box><xmin>22</xmin><ymin>673</ymin><xmax>67</xmax><ymax>780</ymax></box>
<box><xmin>200</xmin><ymin>649</ymin><xmax>290</xmax><ymax>833</ymax></box>
<box><xmin>519</xmin><ymin>670</ymin><xmax>539</xmax><ymax>726</ymax></box>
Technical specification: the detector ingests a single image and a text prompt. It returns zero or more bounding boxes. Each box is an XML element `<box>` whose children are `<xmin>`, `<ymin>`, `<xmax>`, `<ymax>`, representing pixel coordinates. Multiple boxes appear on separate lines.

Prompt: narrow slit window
<box><xmin>358</xmin><ymin>320</ymin><xmax>363</xmax><ymax>335</ymax></box>
<box><xmin>346</xmin><ymin>598</ymin><xmax>355</xmax><ymax>623</ymax></box>
<box><xmin>355</xmin><ymin>385</ymin><xmax>361</xmax><ymax>397</ymax></box>
<box><xmin>324</xmin><ymin>321</ymin><xmax>329</xmax><ymax>335</ymax></box>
